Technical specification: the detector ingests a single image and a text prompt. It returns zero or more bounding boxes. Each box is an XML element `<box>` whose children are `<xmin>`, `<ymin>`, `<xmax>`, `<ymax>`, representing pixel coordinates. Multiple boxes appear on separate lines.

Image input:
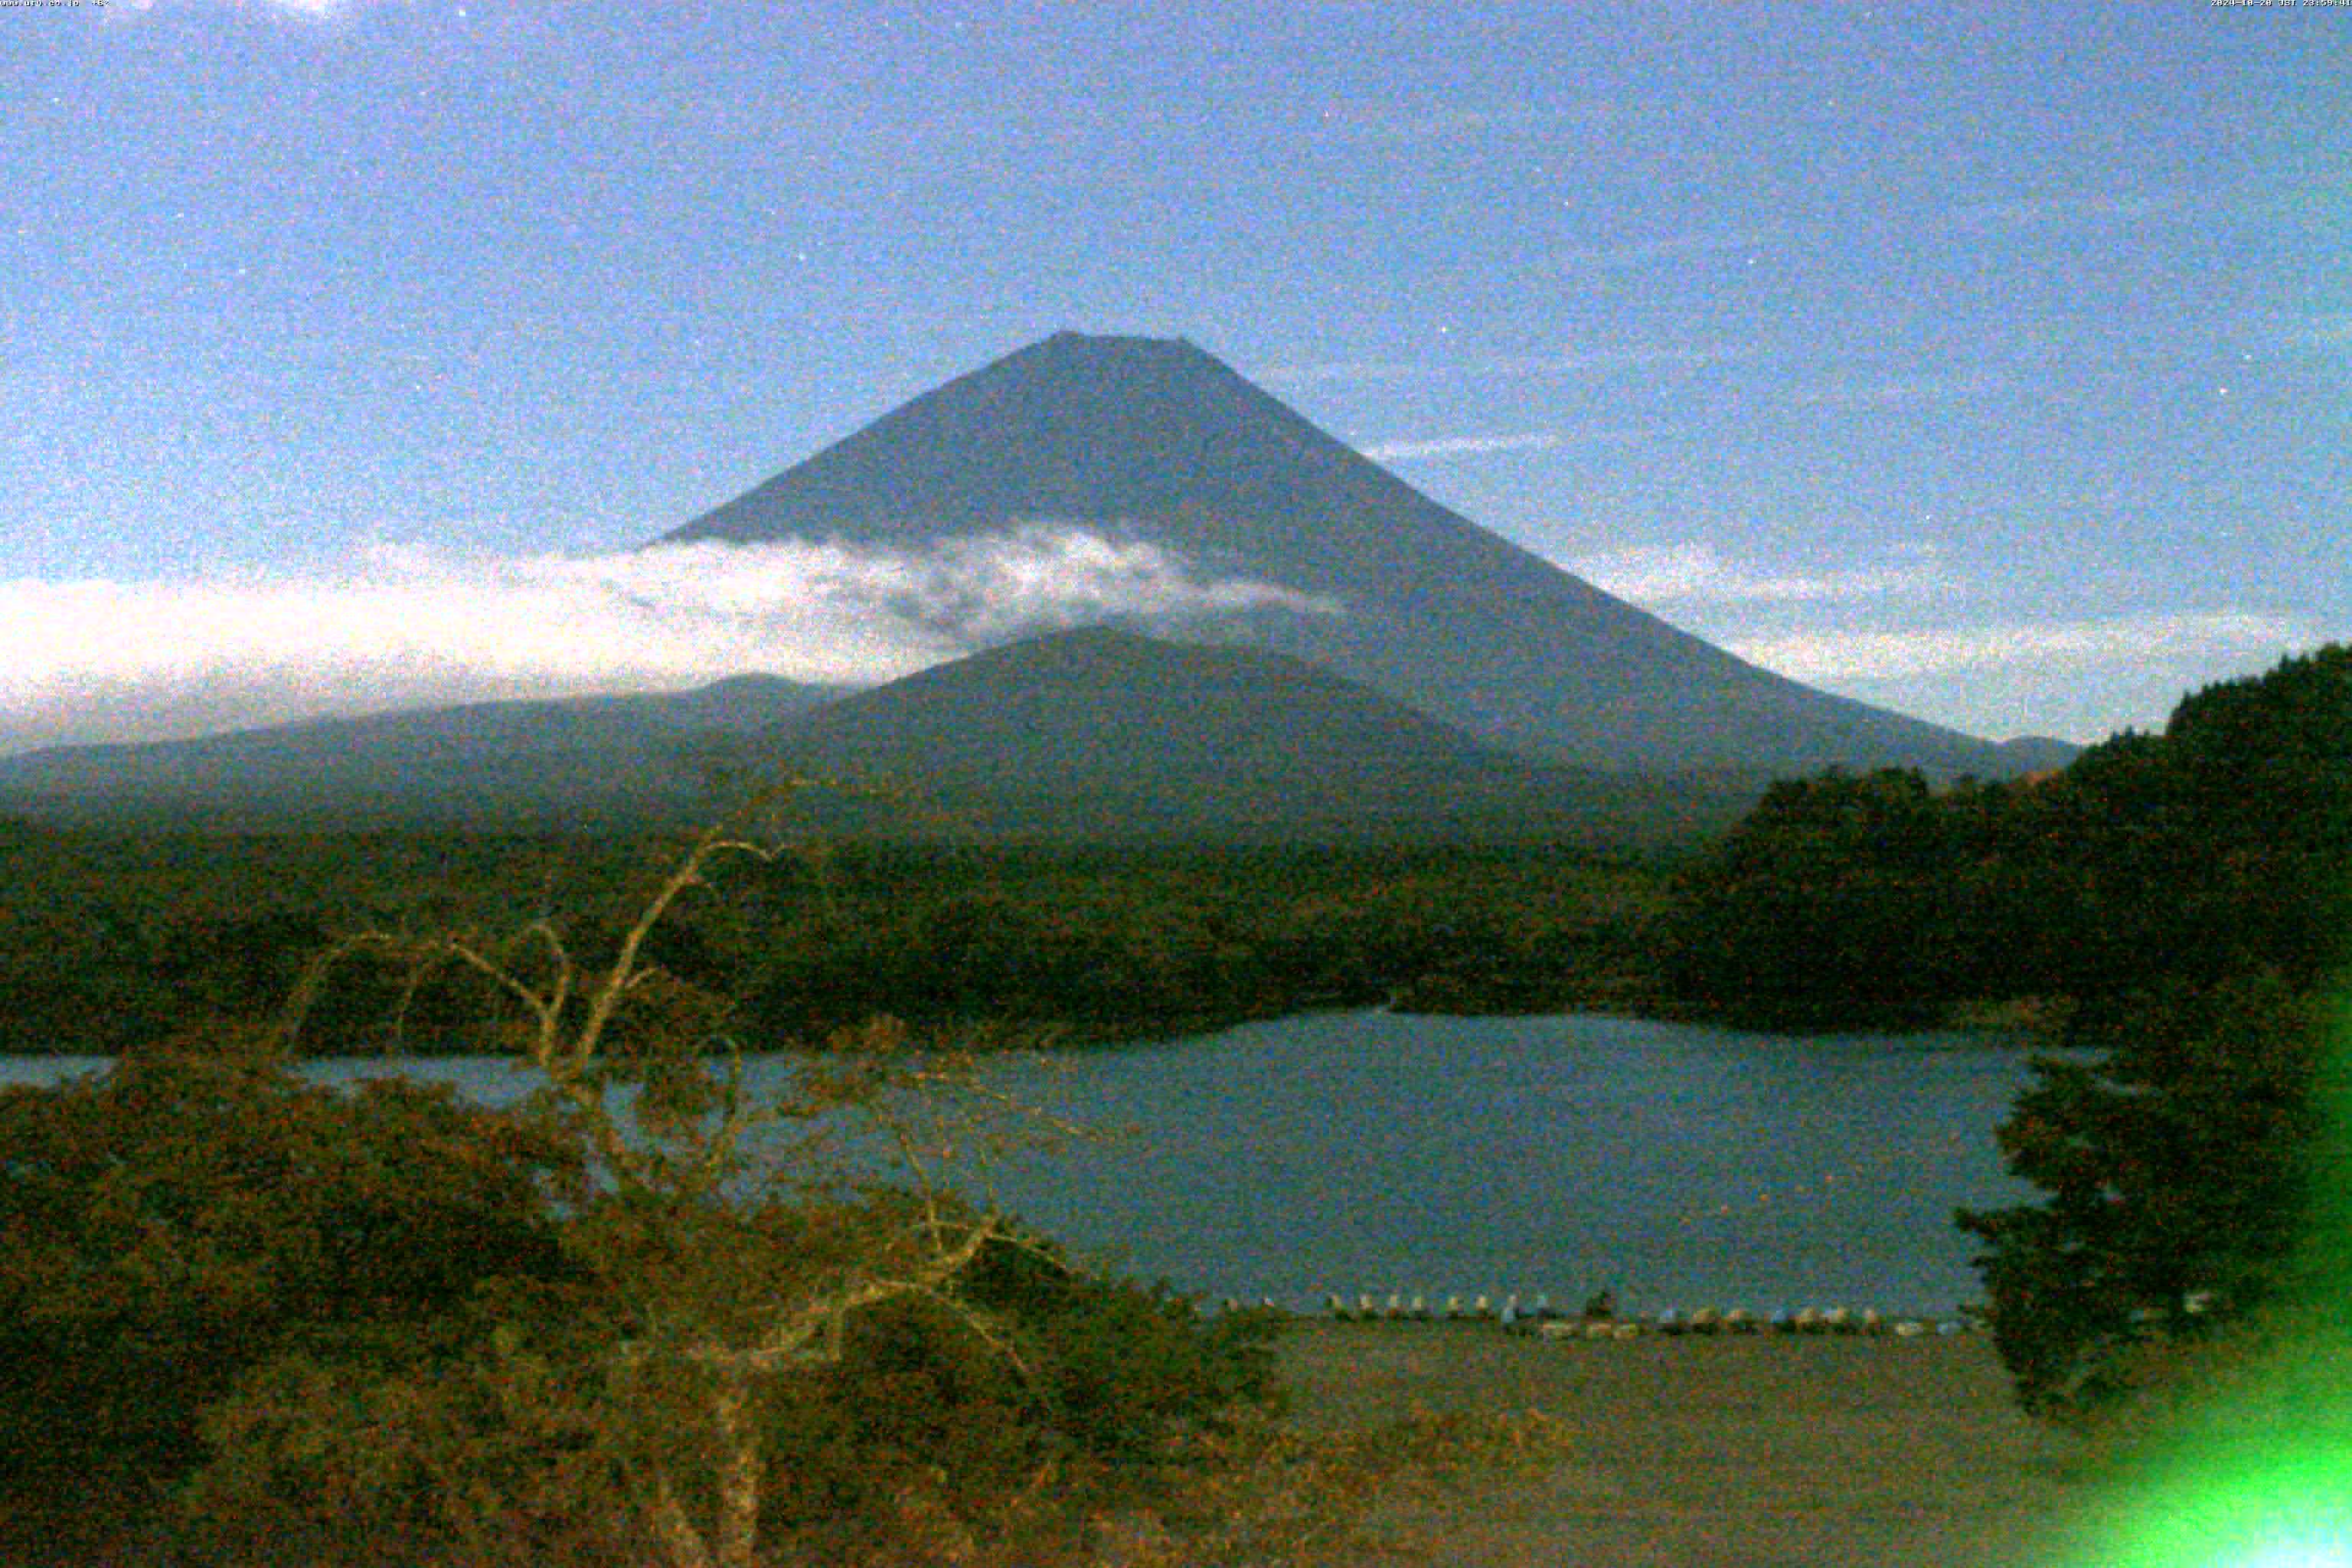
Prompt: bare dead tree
<box><xmin>279</xmin><ymin>792</ymin><xmax>1074</xmax><ymax>1568</ymax></box>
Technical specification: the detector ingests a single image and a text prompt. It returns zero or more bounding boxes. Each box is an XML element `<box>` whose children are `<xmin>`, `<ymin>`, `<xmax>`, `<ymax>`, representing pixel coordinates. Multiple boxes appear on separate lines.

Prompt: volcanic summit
<box><xmin>673</xmin><ymin>330</ymin><xmax>2020</xmax><ymax>778</ymax></box>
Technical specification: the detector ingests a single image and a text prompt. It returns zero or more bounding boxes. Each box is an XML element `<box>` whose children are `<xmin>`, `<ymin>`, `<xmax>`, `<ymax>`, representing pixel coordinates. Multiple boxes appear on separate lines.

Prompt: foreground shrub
<box><xmin>0</xmin><ymin>1033</ymin><xmax>580</xmax><ymax>1498</ymax></box>
<box><xmin>168</xmin><ymin>805</ymin><xmax>1289</xmax><ymax>1566</ymax></box>
<box><xmin>174</xmin><ymin>1233</ymin><xmax>1286</xmax><ymax>1566</ymax></box>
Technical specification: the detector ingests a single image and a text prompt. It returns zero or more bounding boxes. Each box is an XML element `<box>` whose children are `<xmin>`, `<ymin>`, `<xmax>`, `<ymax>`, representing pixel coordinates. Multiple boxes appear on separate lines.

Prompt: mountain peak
<box><xmin>666</xmin><ymin>329</ymin><xmax>1372</xmax><ymax>550</ymax></box>
<box><xmin>659</xmin><ymin>335</ymin><xmax>2034</xmax><ymax>778</ymax></box>
<box><xmin>1005</xmin><ymin>328</ymin><xmax>1243</xmax><ymax>390</ymax></box>
<box><xmin>1029</xmin><ymin>328</ymin><xmax>1200</xmax><ymax>358</ymax></box>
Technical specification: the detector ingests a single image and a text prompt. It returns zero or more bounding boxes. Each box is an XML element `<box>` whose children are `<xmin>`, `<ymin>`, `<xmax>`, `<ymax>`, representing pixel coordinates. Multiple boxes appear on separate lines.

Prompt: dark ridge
<box><xmin>0</xmin><ymin>676</ymin><xmax>841</xmax><ymax>830</ymax></box>
<box><xmin>733</xmin><ymin>626</ymin><xmax>1758</xmax><ymax>844</ymax></box>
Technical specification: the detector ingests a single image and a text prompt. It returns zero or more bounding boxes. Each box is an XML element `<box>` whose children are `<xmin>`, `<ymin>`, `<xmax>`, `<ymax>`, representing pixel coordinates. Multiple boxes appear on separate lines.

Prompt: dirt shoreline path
<box><xmin>1276</xmin><ymin>1321</ymin><xmax>2131</xmax><ymax>1568</ymax></box>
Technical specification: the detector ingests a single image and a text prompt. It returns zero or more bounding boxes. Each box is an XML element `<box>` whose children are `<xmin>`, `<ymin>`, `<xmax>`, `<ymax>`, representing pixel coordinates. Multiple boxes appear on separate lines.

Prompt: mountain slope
<box><xmin>0</xmin><ymin>676</ymin><xmax>836</xmax><ymax>828</ymax></box>
<box><xmin>668</xmin><ymin>331</ymin><xmax>2038</xmax><ymax>777</ymax></box>
<box><xmin>743</xmin><ymin>626</ymin><xmax>1753</xmax><ymax>844</ymax></box>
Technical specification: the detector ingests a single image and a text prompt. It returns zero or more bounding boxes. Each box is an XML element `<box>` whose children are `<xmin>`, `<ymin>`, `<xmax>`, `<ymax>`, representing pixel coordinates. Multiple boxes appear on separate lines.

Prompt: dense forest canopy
<box><xmin>0</xmin><ymin>830</ymin><xmax>1673</xmax><ymax>1057</ymax></box>
<box><xmin>1657</xmin><ymin>645</ymin><xmax>2350</xmax><ymax>1034</ymax></box>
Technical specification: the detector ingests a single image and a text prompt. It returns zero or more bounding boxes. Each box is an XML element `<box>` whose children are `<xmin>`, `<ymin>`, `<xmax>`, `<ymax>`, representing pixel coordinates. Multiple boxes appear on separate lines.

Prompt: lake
<box><xmin>5</xmin><ymin>1009</ymin><xmax>2053</xmax><ymax>1318</ymax></box>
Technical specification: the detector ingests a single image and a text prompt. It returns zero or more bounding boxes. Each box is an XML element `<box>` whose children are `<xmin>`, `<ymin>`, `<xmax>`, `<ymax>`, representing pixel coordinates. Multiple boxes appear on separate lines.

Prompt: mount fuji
<box><xmin>668</xmin><ymin>331</ymin><xmax>2034</xmax><ymax>779</ymax></box>
<box><xmin>0</xmin><ymin>332</ymin><xmax>2064</xmax><ymax>834</ymax></box>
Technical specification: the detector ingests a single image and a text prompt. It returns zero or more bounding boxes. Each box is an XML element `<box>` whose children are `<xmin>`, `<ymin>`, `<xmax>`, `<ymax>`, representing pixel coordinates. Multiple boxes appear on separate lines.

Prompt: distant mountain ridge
<box><xmin>0</xmin><ymin>629</ymin><xmax>1756</xmax><ymax>844</ymax></box>
<box><xmin>734</xmin><ymin>626</ymin><xmax>1754</xmax><ymax>844</ymax></box>
<box><xmin>0</xmin><ymin>676</ymin><xmax>836</xmax><ymax>828</ymax></box>
<box><xmin>670</xmin><ymin>331</ymin><xmax>2055</xmax><ymax>778</ymax></box>
<box><xmin>1989</xmin><ymin>736</ymin><xmax>2083</xmax><ymax>775</ymax></box>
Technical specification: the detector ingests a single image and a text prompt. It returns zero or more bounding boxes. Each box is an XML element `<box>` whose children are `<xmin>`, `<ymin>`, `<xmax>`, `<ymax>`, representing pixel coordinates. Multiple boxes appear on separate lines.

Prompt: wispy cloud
<box><xmin>0</xmin><ymin>528</ymin><xmax>1336</xmax><ymax>752</ymax></box>
<box><xmin>1270</xmin><ymin>345</ymin><xmax>1738</xmax><ymax>390</ymax></box>
<box><xmin>1726</xmin><ymin>610</ymin><xmax>2311</xmax><ymax>682</ymax></box>
<box><xmin>1780</xmin><ymin>371</ymin><xmax>2011</xmax><ymax>412</ymax></box>
<box><xmin>1547</xmin><ymin>228</ymin><xmax>1779</xmax><ymax>273</ymax></box>
<box><xmin>1935</xmin><ymin>188</ymin><xmax>2197</xmax><ymax>236</ymax></box>
<box><xmin>1359</xmin><ymin>432</ymin><xmax>1560</xmax><ymax>463</ymax></box>
<box><xmin>1570</xmin><ymin>544</ymin><xmax>1943</xmax><ymax>606</ymax></box>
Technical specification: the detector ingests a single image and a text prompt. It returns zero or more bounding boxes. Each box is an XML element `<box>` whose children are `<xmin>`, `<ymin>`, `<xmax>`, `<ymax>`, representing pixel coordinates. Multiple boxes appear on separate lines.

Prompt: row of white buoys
<box><xmin>1534</xmin><ymin>1318</ymin><xmax>1645</xmax><ymax>1341</ymax></box>
<box><xmin>1321</xmin><ymin>1291</ymin><xmax>1561</xmax><ymax>1322</ymax></box>
<box><xmin>1307</xmin><ymin>1293</ymin><xmax>1971</xmax><ymax>1338</ymax></box>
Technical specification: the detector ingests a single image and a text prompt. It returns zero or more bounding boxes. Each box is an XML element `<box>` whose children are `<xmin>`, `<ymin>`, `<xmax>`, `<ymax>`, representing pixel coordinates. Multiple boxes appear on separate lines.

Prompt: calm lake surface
<box><xmin>8</xmin><ymin>1010</ymin><xmax>2051</xmax><ymax>1317</ymax></box>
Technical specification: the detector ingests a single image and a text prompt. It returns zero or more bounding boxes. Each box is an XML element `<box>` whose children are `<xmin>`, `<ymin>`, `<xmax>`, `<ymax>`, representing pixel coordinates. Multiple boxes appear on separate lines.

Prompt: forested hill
<box><xmin>730</xmin><ymin>626</ymin><xmax>1760</xmax><ymax>845</ymax></box>
<box><xmin>1655</xmin><ymin>644</ymin><xmax>2351</xmax><ymax>1033</ymax></box>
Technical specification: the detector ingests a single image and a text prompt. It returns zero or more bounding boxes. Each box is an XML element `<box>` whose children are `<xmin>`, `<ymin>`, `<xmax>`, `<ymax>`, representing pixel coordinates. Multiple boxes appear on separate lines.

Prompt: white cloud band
<box><xmin>0</xmin><ymin>526</ymin><xmax>1336</xmax><ymax>752</ymax></box>
<box><xmin>1726</xmin><ymin>610</ymin><xmax>2310</xmax><ymax>682</ymax></box>
<box><xmin>1570</xmin><ymin>543</ymin><xmax>1942</xmax><ymax>606</ymax></box>
<box><xmin>1358</xmin><ymin>432</ymin><xmax>1561</xmax><ymax>462</ymax></box>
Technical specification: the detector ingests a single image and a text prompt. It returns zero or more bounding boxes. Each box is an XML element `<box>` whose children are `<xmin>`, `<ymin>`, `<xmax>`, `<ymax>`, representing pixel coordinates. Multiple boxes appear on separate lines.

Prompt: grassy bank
<box><xmin>1274</xmin><ymin>1319</ymin><xmax>2125</xmax><ymax>1567</ymax></box>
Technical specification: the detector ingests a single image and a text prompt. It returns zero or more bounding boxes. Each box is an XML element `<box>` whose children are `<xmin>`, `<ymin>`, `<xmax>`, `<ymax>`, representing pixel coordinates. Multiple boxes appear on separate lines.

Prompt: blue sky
<box><xmin>3</xmin><ymin>1</ymin><xmax>2345</xmax><ymax>751</ymax></box>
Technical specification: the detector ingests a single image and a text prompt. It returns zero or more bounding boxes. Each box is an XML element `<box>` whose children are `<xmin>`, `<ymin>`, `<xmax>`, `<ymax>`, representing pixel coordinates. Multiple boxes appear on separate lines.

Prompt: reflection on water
<box><xmin>1</xmin><ymin>1011</ymin><xmax>2052</xmax><ymax>1315</ymax></box>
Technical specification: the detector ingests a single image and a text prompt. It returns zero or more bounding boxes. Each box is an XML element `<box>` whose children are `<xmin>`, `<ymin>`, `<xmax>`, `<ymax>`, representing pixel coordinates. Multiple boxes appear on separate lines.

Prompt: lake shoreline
<box><xmin>0</xmin><ymin>992</ymin><xmax>2056</xmax><ymax>1061</ymax></box>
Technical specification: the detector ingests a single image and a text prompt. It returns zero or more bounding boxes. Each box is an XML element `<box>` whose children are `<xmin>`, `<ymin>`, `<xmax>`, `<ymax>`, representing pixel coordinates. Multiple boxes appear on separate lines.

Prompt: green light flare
<box><xmin>2062</xmin><ymin>987</ymin><xmax>2352</xmax><ymax>1568</ymax></box>
<box><xmin>2081</xmin><ymin>1446</ymin><xmax>2352</xmax><ymax>1567</ymax></box>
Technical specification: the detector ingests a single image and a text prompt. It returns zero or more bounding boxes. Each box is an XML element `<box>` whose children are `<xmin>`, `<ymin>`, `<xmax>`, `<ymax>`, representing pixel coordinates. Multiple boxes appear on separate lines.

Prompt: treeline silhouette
<box><xmin>1656</xmin><ymin>645</ymin><xmax>2350</xmax><ymax>1035</ymax></box>
<box><xmin>0</xmin><ymin>829</ymin><xmax>1668</xmax><ymax>1056</ymax></box>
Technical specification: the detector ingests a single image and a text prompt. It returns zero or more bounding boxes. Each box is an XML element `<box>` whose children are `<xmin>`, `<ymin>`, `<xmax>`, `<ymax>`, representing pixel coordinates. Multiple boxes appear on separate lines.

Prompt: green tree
<box><xmin>262</xmin><ymin>812</ymin><xmax>1046</xmax><ymax>1567</ymax></box>
<box><xmin>1656</xmin><ymin>768</ymin><xmax>1972</xmax><ymax>1027</ymax></box>
<box><xmin>1958</xmin><ymin>645</ymin><xmax>2352</xmax><ymax>1423</ymax></box>
<box><xmin>181</xmin><ymin>802</ymin><xmax>1287</xmax><ymax>1567</ymax></box>
<box><xmin>1957</xmin><ymin>975</ymin><xmax>2328</xmax><ymax>1419</ymax></box>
